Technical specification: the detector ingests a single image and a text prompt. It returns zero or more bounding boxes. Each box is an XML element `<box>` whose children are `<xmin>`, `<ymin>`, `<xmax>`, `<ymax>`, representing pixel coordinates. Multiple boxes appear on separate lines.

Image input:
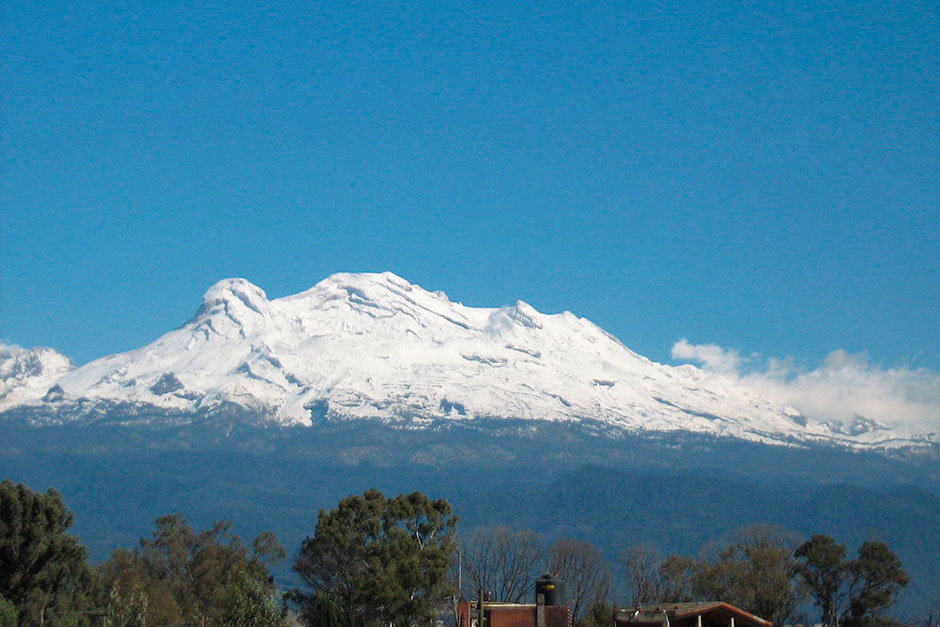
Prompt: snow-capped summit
<box><xmin>0</xmin><ymin>344</ymin><xmax>75</xmax><ymax>407</ymax></box>
<box><xmin>189</xmin><ymin>277</ymin><xmax>283</xmax><ymax>339</ymax></box>
<box><xmin>0</xmin><ymin>272</ymin><xmax>930</xmax><ymax>449</ymax></box>
<box><xmin>197</xmin><ymin>277</ymin><xmax>271</xmax><ymax>318</ymax></box>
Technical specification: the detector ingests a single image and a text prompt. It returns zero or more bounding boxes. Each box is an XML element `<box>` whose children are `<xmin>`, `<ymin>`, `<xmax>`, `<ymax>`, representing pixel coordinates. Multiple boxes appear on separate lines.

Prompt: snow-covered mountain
<box><xmin>0</xmin><ymin>272</ymin><xmax>931</xmax><ymax>448</ymax></box>
<box><xmin>1</xmin><ymin>344</ymin><xmax>75</xmax><ymax>408</ymax></box>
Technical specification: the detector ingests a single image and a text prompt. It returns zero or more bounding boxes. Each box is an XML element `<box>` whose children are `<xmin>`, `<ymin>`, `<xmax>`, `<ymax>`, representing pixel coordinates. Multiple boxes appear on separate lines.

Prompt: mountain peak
<box><xmin>0</xmin><ymin>343</ymin><xmax>75</xmax><ymax>408</ymax></box>
<box><xmin>201</xmin><ymin>278</ymin><xmax>269</xmax><ymax>309</ymax></box>
<box><xmin>309</xmin><ymin>271</ymin><xmax>426</xmax><ymax>304</ymax></box>
<box><xmin>0</xmin><ymin>343</ymin><xmax>75</xmax><ymax>379</ymax></box>
<box><xmin>279</xmin><ymin>272</ymin><xmax>462</xmax><ymax>333</ymax></box>
<box><xmin>190</xmin><ymin>278</ymin><xmax>275</xmax><ymax>337</ymax></box>
<box><xmin>2</xmin><ymin>274</ymin><xmax>931</xmax><ymax>450</ymax></box>
<box><xmin>321</xmin><ymin>270</ymin><xmax>414</xmax><ymax>289</ymax></box>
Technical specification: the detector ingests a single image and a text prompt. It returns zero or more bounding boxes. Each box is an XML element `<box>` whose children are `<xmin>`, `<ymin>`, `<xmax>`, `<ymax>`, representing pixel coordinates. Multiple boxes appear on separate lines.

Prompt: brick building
<box><xmin>456</xmin><ymin>601</ymin><xmax>572</xmax><ymax>627</ymax></box>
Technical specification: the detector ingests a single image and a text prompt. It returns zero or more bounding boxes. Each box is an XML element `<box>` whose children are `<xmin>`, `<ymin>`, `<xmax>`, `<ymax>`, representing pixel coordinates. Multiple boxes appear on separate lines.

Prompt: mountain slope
<box><xmin>0</xmin><ymin>272</ymin><xmax>930</xmax><ymax>448</ymax></box>
<box><xmin>0</xmin><ymin>344</ymin><xmax>75</xmax><ymax>407</ymax></box>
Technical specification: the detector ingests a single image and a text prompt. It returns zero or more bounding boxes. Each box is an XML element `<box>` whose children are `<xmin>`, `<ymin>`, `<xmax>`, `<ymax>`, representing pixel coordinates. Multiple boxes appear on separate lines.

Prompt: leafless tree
<box><xmin>621</xmin><ymin>546</ymin><xmax>698</xmax><ymax>606</ymax></box>
<box><xmin>460</xmin><ymin>526</ymin><xmax>544</xmax><ymax>603</ymax></box>
<box><xmin>621</xmin><ymin>545</ymin><xmax>661</xmax><ymax>606</ymax></box>
<box><xmin>547</xmin><ymin>538</ymin><xmax>611</xmax><ymax>621</ymax></box>
<box><xmin>926</xmin><ymin>591</ymin><xmax>940</xmax><ymax>627</ymax></box>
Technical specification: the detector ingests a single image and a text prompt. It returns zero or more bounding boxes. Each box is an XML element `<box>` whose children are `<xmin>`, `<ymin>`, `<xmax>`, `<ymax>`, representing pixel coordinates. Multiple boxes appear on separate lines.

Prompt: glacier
<box><xmin>0</xmin><ymin>272</ymin><xmax>933</xmax><ymax>449</ymax></box>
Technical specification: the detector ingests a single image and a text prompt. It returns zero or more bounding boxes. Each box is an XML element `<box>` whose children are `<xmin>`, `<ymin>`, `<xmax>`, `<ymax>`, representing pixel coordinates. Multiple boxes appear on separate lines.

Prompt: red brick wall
<box><xmin>457</xmin><ymin>602</ymin><xmax>571</xmax><ymax>627</ymax></box>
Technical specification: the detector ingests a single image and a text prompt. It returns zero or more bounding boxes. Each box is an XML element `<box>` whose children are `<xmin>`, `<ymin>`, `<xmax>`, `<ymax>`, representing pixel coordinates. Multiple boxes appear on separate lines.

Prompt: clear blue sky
<box><xmin>2</xmin><ymin>0</ymin><xmax>938</xmax><ymax>369</ymax></box>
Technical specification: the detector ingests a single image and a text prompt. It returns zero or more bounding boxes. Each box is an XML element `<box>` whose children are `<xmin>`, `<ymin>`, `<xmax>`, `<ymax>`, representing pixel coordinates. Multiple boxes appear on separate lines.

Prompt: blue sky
<box><xmin>2</xmin><ymin>0</ymin><xmax>938</xmax><ymax>378</ymax></box>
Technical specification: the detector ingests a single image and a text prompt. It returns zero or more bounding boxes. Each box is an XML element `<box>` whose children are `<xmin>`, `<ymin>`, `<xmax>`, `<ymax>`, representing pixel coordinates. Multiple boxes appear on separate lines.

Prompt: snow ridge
<box><xmin>0</xmin><ymin>272</ymin><xmax>931</xmax><ymax>449</ymax></box>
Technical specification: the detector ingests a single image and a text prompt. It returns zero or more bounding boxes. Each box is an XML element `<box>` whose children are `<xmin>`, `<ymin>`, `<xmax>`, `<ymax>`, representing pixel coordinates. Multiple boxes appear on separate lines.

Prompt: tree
<box><xmin>843</xmin><ymin>541</ymin><xmax>908</xmax><ymax>626</ymax></box>
<box><xmin>292</xmin><ymin>489</ymin><xmax>385</xmax><ymax>627</ymax></box>
<box><xmin>460</xmin><ymin>526</ymin><xmax>543</xmax><ymax>602</ymax></box>
<box><xmin>657</xmin><ymin>555</ymin><xmax>698</xmax><ymax>603</ymax></box>
<box><xmin>547</xmin><ymin>538</ymin><xmax>610</xmax><ymax>622</ymax></box>
<box><xmin>96</xmin><ymin>513</ymin><xmax>285</xmax><ymax>626</ymax></box>
<box><xmin>694</xmin><ymin>526</ymin><xmax>804</xmax><ymax>625</ymax></box>
<box><xmin>576</xmin><ymin>603</ymin><xmax>616</xmax><ymax>627</ymax></box>
<box><xmin>103</xmin><ymin>580</ymin><xmax>149</xmax><ymax>627</ymax></box>
<box><xmin>223</xmin><ymin>570</ymin><xmax>288</xmax><ymax>627</ymax></box>
<box><xmin>621</xmin><ymin>547</ymin><xmax>698</xmax><ymax>606</ymax></box>
<box><xmin>0</xmin><ymin>479</ymin><xmax>94</xmax><ymax>625</ymax></box>
<box><xmin>925</xmin><ymin>591</ymin><xmax>940</xmax><ymax>627</ymax></box>
<box><xmin>0</xmin><ymin>596</ymin><xmax>17</xmax><ymax>627</ymax></box>
<box><xmin>292</xmin><ymin>489</ymin><xmax>458</xmax><ymax>627</ymax></box>
<box><xmin>620</xmin><ymin>545</ymin><xmax>660</xmax><ymax>606</ymax></box>
<box><xmin>795</xmin><ymin>534</ymin><xmax>849</xmax><ymax>626</ymax></box>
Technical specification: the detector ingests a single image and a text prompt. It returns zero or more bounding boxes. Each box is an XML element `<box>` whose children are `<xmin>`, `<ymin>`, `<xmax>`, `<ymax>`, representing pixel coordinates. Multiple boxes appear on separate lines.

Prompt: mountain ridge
<box><xmin>1</xmin><ymin>272</ymin><xmax>933</xmax><ymax>450</ymax></box>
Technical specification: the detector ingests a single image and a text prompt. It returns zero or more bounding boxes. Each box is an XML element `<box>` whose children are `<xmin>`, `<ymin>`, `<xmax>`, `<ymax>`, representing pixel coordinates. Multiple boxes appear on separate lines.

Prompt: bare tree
<box><xmin>621</xmin><ymin>545</ymin><xmax>661</xmax><ymax>606</ymax></box>
<box><xmin>460</xmin><ymin>526</ymin><xmax>544</xmax><ymax>602</ymax></box>
<box><xmin>548</xmin><ymin>538</ymin><xmax>611</xmax><ymax>621</ymax></box>
<box><xmin>621</xmin><ymin>546</ymin><xmax>698</xmax><ymax>606</ymax></box>
<box><xmin>926</xmin><ymin>591</ymin><xmax>940</xmax><ymax>627</ymax></box>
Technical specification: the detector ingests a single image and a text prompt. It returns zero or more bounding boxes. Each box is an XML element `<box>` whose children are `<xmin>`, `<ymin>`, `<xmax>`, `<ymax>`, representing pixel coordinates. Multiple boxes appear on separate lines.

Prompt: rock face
<box><xmin>0</xmin><ymin>272</ymin><xmax>931</xmax><ymax>449</ymax></box>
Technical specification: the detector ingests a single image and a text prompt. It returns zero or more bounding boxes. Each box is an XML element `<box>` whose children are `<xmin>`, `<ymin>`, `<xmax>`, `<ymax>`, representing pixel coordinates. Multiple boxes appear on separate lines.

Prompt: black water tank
<box><xmin>535</xmin><ymin>573</ymin><xmax>566</xmax><ymax>606</ymax></box>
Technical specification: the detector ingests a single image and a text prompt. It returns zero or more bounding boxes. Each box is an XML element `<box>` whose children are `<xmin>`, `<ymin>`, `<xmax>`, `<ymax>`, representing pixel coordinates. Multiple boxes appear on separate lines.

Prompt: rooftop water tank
<box><xmin>535</xmin><ymin>573</ymin><xmax>566</xmax><ymax>607</ymax></box>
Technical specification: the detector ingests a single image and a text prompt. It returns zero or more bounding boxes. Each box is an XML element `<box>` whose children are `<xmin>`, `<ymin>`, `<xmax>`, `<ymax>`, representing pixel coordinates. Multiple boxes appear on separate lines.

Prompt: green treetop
<box><xmin>0</xmin><ymin>479</ymin><xmax>94</xmax><ymax>626</ymax></box>
<box><xmin>292</xmin><ymin>489</ymin><xmax>458</xmax><ymax>627</ymax></box>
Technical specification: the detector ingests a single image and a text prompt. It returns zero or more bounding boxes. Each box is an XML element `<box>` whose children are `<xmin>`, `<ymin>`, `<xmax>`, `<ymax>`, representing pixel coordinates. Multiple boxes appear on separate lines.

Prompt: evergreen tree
<box><xmin>103</xmin><ymin>580</ymin><xmax>149</xmax><ymax>627</ymax></box>
<box><xmin>292</xmin><ymin>489</ymin><xmax>457</xmax><ymax>627</ymax></box>
<box><xmin>795</xmin><ymin>534</ymin><xmax>849</xmax><ymax>626</ymax></box>
<box><xmin>0</xmin><ymin>479</ymin><xmax>94</xmax><ymax>625</ymax></box>
<box><xmin>0</xmin><ymin>596</ymin><xmax>17</xmax><ymax>627</ymax></box>
<box><xmin>97</xmin><ymin>513</ymin><xmax>285</xmax><ymax>626</ymax></box>
<box><xmin>222</xmin><ymin>570</ymin><xmax>287</xmax><ymax>627</ymax></box>
<box><xmin>843</xmin><ymin>541</ymin><xmax>908</xmax><ymax>627</ymax></box>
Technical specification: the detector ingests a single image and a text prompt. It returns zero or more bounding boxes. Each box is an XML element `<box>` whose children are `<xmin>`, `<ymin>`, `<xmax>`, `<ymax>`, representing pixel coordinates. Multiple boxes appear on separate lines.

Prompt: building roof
<box><xmin>616</xmin><ymin>602</ymin><xmax>772</xmax><ymax>627</ymax></box>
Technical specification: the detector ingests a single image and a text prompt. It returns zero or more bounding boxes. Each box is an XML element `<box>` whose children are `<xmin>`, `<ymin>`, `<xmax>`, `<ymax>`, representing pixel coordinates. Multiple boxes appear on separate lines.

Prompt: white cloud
<box><xmin>670</xmin><ymin>338</ymin><xmax>743</xmax><ymax>374</ymax></box>
<box><xmin>671</xmin><ymin>341</ymin><xmax>940</xmax><ymax>435</ymax></box>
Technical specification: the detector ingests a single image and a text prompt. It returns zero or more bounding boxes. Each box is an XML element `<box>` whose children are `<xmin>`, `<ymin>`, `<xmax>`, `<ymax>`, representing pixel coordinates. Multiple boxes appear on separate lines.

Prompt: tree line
<box><xmin>1</xmin><ymin>480</ymin><xmax>285</xmax><ymax>626</ymax></box>
<box><xmin>1</xmin><ymin>480</ymin><xmax>931</xmax><ymax>627</ymax></box>
<box><xmin>621</xmin><ymin>528</ymin><xmax>910</xmax><ymax>627</ymax></box>
<box><xmin>458</xmin><ymin>525</ymin><xmax>917</xmax><ymax>627</ymax></box>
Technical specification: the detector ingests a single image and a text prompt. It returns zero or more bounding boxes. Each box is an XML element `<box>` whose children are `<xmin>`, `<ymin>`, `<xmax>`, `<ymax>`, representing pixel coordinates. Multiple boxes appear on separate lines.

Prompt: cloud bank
<box><xmin>671</xmin><ymin>340</ymin><xmax>940</xmax><ymax>435</ymax></box>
